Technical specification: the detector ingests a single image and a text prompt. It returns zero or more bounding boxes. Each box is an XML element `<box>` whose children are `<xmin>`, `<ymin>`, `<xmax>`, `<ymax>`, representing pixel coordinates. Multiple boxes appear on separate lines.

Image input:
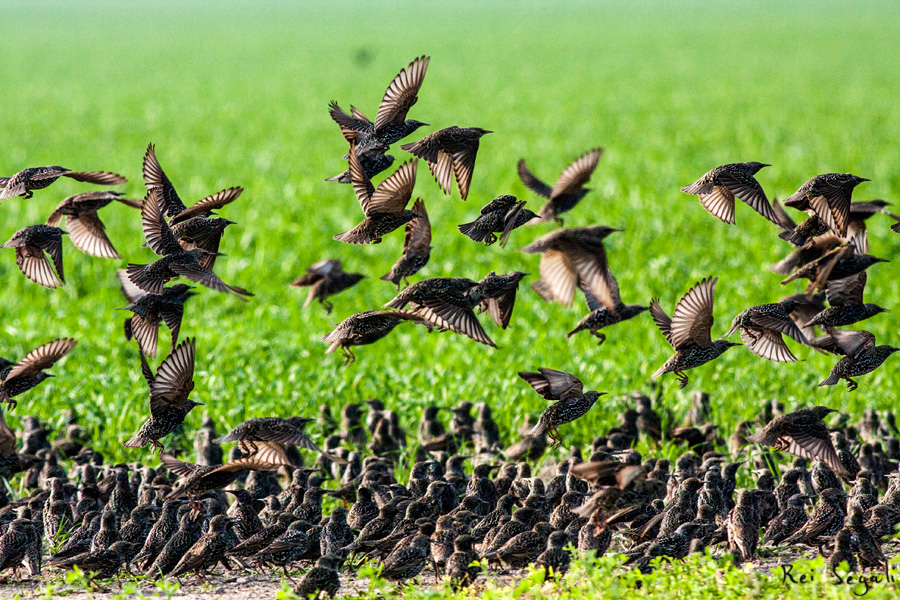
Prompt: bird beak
<box><xmin>760</xmin><ymin>164</ymin><xmax>772</xmax><ymax>168</ymax></box>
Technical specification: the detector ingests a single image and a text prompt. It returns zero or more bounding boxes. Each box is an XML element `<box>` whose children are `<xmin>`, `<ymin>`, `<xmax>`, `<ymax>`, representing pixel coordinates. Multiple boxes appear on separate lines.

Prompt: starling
<box><xmin>518</xmin><ymin>148</ymin><xmax>603</xmax><ymax>224</ymax></box>
<box><xmin>323</xmin><ymin>310</ymin><xmax>427</xmax><ymax>364</ymax></box>
<box><xmin>290</xmin><ymin>259</ymin><xmax>365</xmax><ymax>313</ymax></box>
<box><xmin>169</xmin><ymin>214</ymin><xmax>238</xmax><ymax>272</ymax></box>
<box><xmin>566</xmin><ymin>271</ymin><xmax>649</xmax><ymax>344</ymax></box>
<box><xmin>133</xmin><ymin>500</ymin><xmax>181</xmax><ymax>569</ymax></box>
<box><xmin>0</xmin><ymin>166</ymin><xmax>126</xmax><ymax>201</ymax></box>
<box><xmin>0</xmin><ymin>411</ymin><xmax>31</xmax><ymax>479</ymax></box>
<box><xmin>168</xmin><ymin>515</ymin><xmax>237</xmax><ymax>580</ymax></box>
<box><xmin>827</xmin><ymin>529</ymin><xmax>858</xmax><ymax>573</ymax></box>
<box><xmin>328</xmin><ymin>56</ymin><xmax>430</xmax><ymax>156</ymax></box>
<box><xmin>747</xmin><ymin>407</ymin><xmax>849</xmax><ymax>477</ymax></box>
<box><xmin>725</xmin><ymin>489</ymin><xmax>759</xmax><ymax>561</ymax></box>
<box><xmin>380</xmin><ymin>522</ymin><xmax>435</xmax><ymax>582</ymax></box>
<box><xmin>384</xmin><ymin>277</ymin><xmax>495</xmax><ymax>346</ymax></box>
<box><xmin>519</xmin><ymin>225</ymin><xmax>621</xmax><ymax>309</ymax></box>
<box><xmin>320</xmin><ymin>505</ymin><xmax>354</xmax><ymax>562</ymax></box>
<box><xmin>255</xmin><ymin>519</ymin><xmax>311</xmax><ymax>577</ymax></box>
<box><xmin>469</xmin><ymin>271</ymin><xmax>528</xmax><ymax>330</ymax></box>
<box><xmin>229</xmin><ymin>513</ymin><xmax>298</xmax><ymax>558</ymax></box>
<box><xmin>1</xmin><ymin>224</ymin><xmax>67</xmax><ymax>289</ymax></box>
<box><xmin>680</xmin><ymin>162</ymin><xmax>774</xmax><ymax>225</ymax></box>
<box><xmin>803</xmin><ymin>273</ymin><xmax>888</xmax><ymax>330</ymax></box>
<box><xmin>724</xmin><ymin>299</ymin><xmax>810</xmax><ymax>362</ymax></box>
<box><xmin>293</xmin><ymin>554</ymin><xmax>342</xmax><ymax>599</ymax></box>
<box><xmin>534</xmin><ymin>530</ymin><xmax>571</xmax><ymax>577</ymax></box>
<box><xmin>0</xmin><ymin>338</ymin><xmax>77</xmax><ymax>410</ymax></box>
<box><xmin>847</xmin><ymin>504</ymin><xmax>887</xmax><ymax>569</ymax></box>
<box><xmin>650</xmin><ymin>277</ymin><xmax>740</xmax><ymax>388</ymax></box>
<box><xmin>630</xmin><ymin>522</ymin><xmax>700</xmax><ymax>573</ymax></box>
<box><xmin>818</xmin><ymin>330</ymin><xmax>899</xmax><ymax>391</ymax></box>
<box><xmin>784</xmin><ymin>173</ymin><xmax>870</xmax><ymax>237</ymax></box>
<box><xmin>771</xmin><ymin>231</ymin><xmax>844</xmax><ymax>277</ymax></box>
<box><xmin>348</xmin><ymin>487</ymin><xmax>379</xmax><ymax>531</ymax></box>
<box><xmin>49</xmin><ymin>540</ymin><xmax>137</xmax><ymax>579</ymax></box>
<box><xmin>484</xmin><ymin>522</ymin><xmax>554</xmax><ymax>569</ymax></box>
<box><xmin>445</xmin><ymin>535</ymin><xmax>480</xmax><ymax>590</ymax></box>
<box><xmin>458</xmin><ymin>194</ymin><xmax>537</xmax><ymax>247</ymax></box>
<box><xmin>215</xmin><ymin>416</ymin><xmax>347</xmax><ymax>464</ymax></box>
<box><xmin>127</xmin><ymin>188</ymin><xmax>253</xmax><ymax>297</ymax></box>
<box><xmin>335</xmin><ymin>144</ymin><xmax>418</xmax><ymax>244</ymax></box>
<box><xmin>381</xmin><ymin>198</ymin><xmax>431</xmax><ymax>288</ymax></box>
<box><xmin>0</xmin><ymin>517</ymin><xmax>41</xmax><ymax>576</ymax></box>
<box><xmin>146</xmin><ymin>510</ymin><xmax>204</xmax><ymax>577</ymax></box>
<box><xmin>326</xmin><ymin>151</ymin><xmax>395</xmax><ymax>184</ymax></box>
<box><xmin>44</xmin><ymin>190</ymin><xmax>141</xmax><ymax>259</ymax></box>
<box><xmin>401</xmin><ymin>126</ymin><xmax>491</xmax><ymax>200</ymax></box>
<box><xmin>764</xmin><ymin>493</ymin><xmax>810</xmax><ymax>546</ymax></box>
<box><xmin>160</xmin><ymin>451</ymin><xmax>282</xmax><ymax>506</ymax></box>
<box><xmin>116</xmin><ymin>270</ymin><xmax>193</xmax><ymax>359</ymax></box>
<box><xmin>772</xmin><ymin>200</ymin><xmax>830</xmax><ymax>247</ymax></box>
<box><xmin>782</xmin><ymin>488</ymin><xmax>845</xmax><ymax>545</ymax></box>
<box><xmin>124</xmin><ymin>338</ymin><xmax>201</xmax><ymax>450</ymax></box>
<box><xmin>781</xmin><ymin>245</ymin><xmax>887</xmax><ymax>296</ymax></box>
<box><xmin>518</xmin><ymin>368</ymin><xmax>607</xmax><ymax>447</ymax></box>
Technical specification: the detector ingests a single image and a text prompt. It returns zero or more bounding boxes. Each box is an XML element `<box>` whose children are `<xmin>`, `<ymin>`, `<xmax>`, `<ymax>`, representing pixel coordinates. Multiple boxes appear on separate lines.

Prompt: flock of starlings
<box><xmin>0</xmin><ymin>55</ymin><xmax>899</xmax><ymax>597</ymax></box>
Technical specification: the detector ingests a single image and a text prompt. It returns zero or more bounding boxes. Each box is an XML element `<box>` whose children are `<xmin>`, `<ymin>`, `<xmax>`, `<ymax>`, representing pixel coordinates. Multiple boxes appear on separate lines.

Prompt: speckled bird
<box><xmin>535</xmin><ymin>530</ymin><xmax>571</xmax><ymax>576</ymax></box>
<box><xmin>781</xmin><ymin>488</ymin><xmax>845</xmax><ymax>545</ymax></box>
<box><xmin>1</xmin><ymin>224</ymin><xmax>67</xmax><ymax>289</ymax></box>
<box><xmin>567</xmin><ymin>265</ymin><xmax>648</xmax><ymax>345</ymax></box>
<box><xmin>747</xmin><ymin>407</ymin><xmax>849</xmax><ymax>477</ymax></box>
<box><xmin>458</xmin><ymin>194</ymin><xmax>537</xmax><ymax>247</ymax></box>
<box><xmin>291</xmin><ymin>259</ymin><xmax>365</xmax><ymax>312</ymax></box>
<box><xmin>381</xmin><ymin>198</ymin><xmax>431</xmax><ymax>288</ymax></box>
<box><xmin>818</xmin><ymin>330</ymin><xmax>899</xmax><ymax>391</ymax></box>
<box><xmin>724</xmin><ymin>298</ymin><xmax>809</xmax><ymax>362</ymax></box>
<box><xmin>803</xmin><ymin>272</ymin><xmax>888</xmax><ymax>330</ymax></box>
<box><xmin>518</xmin><ymin>148</ymin><xmax>603</xmax><ymax>225</ymax></box>
<box><xmin>445</xmin><ymin>535</ymin><xmax>480</xmax><ymax>590</ymax></box>
<box><xmin>469</xmin><ymin>271</ymin><xmax>528</xmax><ymax>330</ymax></box>
<box><xmin>764</xmin><ymin>493</ymin><xmax>810</xmax><ymax>546</ymax></box>
<box><xmin>293</xmin><ymin>555</ymin><xmax>342</xmax><ymax>599</ymax></box>
<box><xmin>650</xmin><ymin>277</ymin><xmax>740</xmax><ymax>388</ymax></box>
<box><xmin>124</xmin><ymin>338</ymin><xmax>200</xmax><ymax>450</ymax></box>
<box><xmin>380</xmin><ymin>522</ymin><xmax>435</xmax><ymax>582</ymax></box>
<box><xmin>784</xmin><ymin>173</ymin><xmax>870</xmax><ymax>237</ymax></box>
<box><xmin>401</xmin><ymin>126</ymin><xmax>491</xmax><ymax>200</ymax></box>
<box><xmin>725</xmin><ymin>489</ymin><xmax>759</xmax><ymax>560</ymax></box>
<box><xmin>215</xmin><ymin>416</ymin><xmax>347</xmax><ymax>464</ymax></box>
<box><xmin>0</xmin><ymin>165</ymin><xmax>126</xmax><ymax>201</ymax></box>
<box><xmin>0</xmin><ymin>338</ymin><xmax>77</xmax><ymax>410</ymax></box>
<box><xmin>781</xmin><ymin>245</ymin><xmax>887</xmax><ymax>297</ymax></box>
<box><xmin>168</xmin><ymin>515</ymin><xmax>237</xmax><ymax>581</ymax></box>
<box><xmin>518</xmin><ymin>368</ymin><xmax>607</xmax><ymax>447</ymax></box>
<box><xmin>45</xmin><ymin>191</ymin><xmax>141</xmax><ymax>259</ymax></box>
<box><xmin>322</xmin><ymin>310</ymin><xmax>429</xmax><ymax>363</ymax></box>
<box><xmin>680</xmin><ymin>162</ymin><xmax>774</xmax><ymax>225</ymax></box>
<box><xmin>117</xmin><ymin>269</ymin><xmax>194</xmax><ymax>359</ymax></box>
<box><xmin>49</xmin><ymin>540</ymin><xmax>137</xmax><ymax>579</ymax></box>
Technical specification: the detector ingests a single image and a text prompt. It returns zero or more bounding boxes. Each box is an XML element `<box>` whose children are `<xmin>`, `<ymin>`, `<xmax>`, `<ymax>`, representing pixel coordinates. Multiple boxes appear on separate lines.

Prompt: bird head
<box><xmin>849</xmin><ymin>175</ymin><xmax>871</xmax><ymax>187</ymax></box>
<box><xmin>35</xmin><ymin>373</ymin><xmax>54</xmax><ymax>383</ymax></box>
<box><xmin>405</xmin><ymin>119</ymin><xmax>429</xmax><ymax>132</ymax></box>
<box><xmin>746</xmin><ymin>162</ymin><xmax>771</xmax><ymax>173</ymax></box>
<box><xmin>186</xmin><ymin>400</ymin><xmax>204</xmax><ymax>411</ymax></box>
<box><xmin>810</xmin><ymin>406</ymin><xmax>838</xmax><ymax>420</ymax></box>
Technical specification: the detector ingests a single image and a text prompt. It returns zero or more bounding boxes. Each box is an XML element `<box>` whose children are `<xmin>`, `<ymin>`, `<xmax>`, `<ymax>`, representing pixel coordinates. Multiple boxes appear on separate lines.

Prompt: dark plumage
<box><xmin>322</xmin><ymin>310</ymin><xmax>428</xmax><ymax>363</ymax></box>
<box><xmin>381</xmin><ymin>198</ymin><xmax>431</xmax><ymax>288</ymax></box>
<box><xmin>680</xmin><ymin>162</ymin><xmax>774</xmax><ymax>225</ymax></box>
<box><xmin>0</xmin><ymin>338</ymin><xmax>77</xmax><ymax>409</ymax></box>
<box><xmin>784</xmin><ymin>173</ymin><xmax>870</xmax><ymax>236</ymax></box>
<box><xmin>458</xmin><ymin>194</ymin><xmax>536</xmax><ymax>247</ymax></box>
<box><xmin>0</xmin><ymin>165</ymin><xmax>126</xmax><ymax>201</ymax></box>
<box><xmin>725</xmin><ymin>489</ymin><xmax>759</xmax><ymax>560</ymax></box>
<box><xmin>764</xmin><ymin>494</ymin><xmax>810</xmax><ymax>546</ymax></box>
<box><xmin>566</xmin><ymin>265</ymin><xmax>649</xmax><ymax>345</ymax></box>
<box><xmin>747</xmin><ymin>407</ymin><xmax>849</xmax><ymax>477</ymax></box>
<box><xmin>401</xmin><ymin>126</ymin><xmax>491</xmax><ymax>200</ymax></box>
<box><xmin>380</xmin><ymin>522</ymin><xmax>434</xmax><ymax>582</ymax></box>
<box><xmin>117</xmin><ymin>269</ymin><xmax>194</xmax><ymax>358</ymax></box>
<box><xmin>49</xmin><ymin>541</ymin><xmax>137</xmax><ymax>579</ymax></box>
<box><xmin>1</xmin><ymin>224</ymin><xmax>67</xmax><ymax>289</ymax></box>
<box><xmin>469</xmin><ymin>271</ymin><xmax>528</xmax><ymax>330</ymax></box>
<box><xmin>724</xmin><ymin>299</ymin><xmax>810</xmax><ymax>363</ymax></box>
<box><xmin>535</xmin><ymin>530</ymin><xmax>571</xmax><ymax>577</ymax></box>
<box><xmin>291</xmin><ymin>259</ymin><xmax>365</xmax><ymax>312</ymax></box>
<box><xmin>803</xmin><ymin>273</ymin><xmax>888</xmax><ymax>330</ymax></box>
<box><xmin>518</xmin><ymin>369</ymin><xmax>606</xmax><ymax>447</ymax></box>
<box><xmin>169</xmin><ymin>515</ymin><xmax>237</xmax><ymax>579</ymax></box>
<box><xmin>818</xmin><ymin>330</ymin><xmax>899</xmax><ymax>391</ymax></box>
<box><xmin>445</xmin><ymin>535</ymin><xmax>480</xmax><ymax>590</ymax></box>
<box><xmin>293</xmin><ymin>555</ymin><xmax>341</xmax><ymax>599</ymax></box>
<box><xmin>518</xmin><ymin>148</ymin><xmax>603</xmax><ymax>225</ymax></box>
<box><xmin>780</xmin><ymin>245</ymin><xmax>888</xmax><ymax>296</ymax></box>
<box><xmin>45</xmin><ymin>191</ymin><xmax>141</xmax><ymax>258</ymax></box>
<box><xmin>781</xmin><ymin>488</ymin><xmax>845</xmax><ymax>545</ymax></box>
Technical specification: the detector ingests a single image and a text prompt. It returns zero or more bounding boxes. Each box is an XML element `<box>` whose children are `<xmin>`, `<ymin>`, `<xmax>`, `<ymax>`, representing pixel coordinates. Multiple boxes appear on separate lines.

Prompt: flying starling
<box><xmin>44</xmin><ymin>191</ymin><xmax>141</xmax><ymax>259</ymax></box>
<box><xmin>328</xmin><ymin>55</ymin><xmax>430</xmax><ymax>156</ymax></box>
<box><xmin>781</xmin><ymin>245</ymin><xmax>887</xmax><ymax>297</ymax></box>
<box><xmin>772</xmin><ymin>199</ymin><xmax>830</xmax><ymax>247</ymax></box>
<box><xmin>650</xmin><ymin>277</ymin><xmax>740</xmax><ymax>388</ymax></box>
<box><xmin>126</xmin><ymin>188</ymin><xmax>253</xmax><ymax>297</ymax></box>
<box><xmin>335</xmin><ymin>144</ymin><xmax>418</xmax><ymax>244</ymax></box>
<box><xmin>746</xmin><ymin>406</ymin><xmax>849</xmax><ymax>477</ymax></box>
<box><xmin>161</xmin><ymin>449</ymin><xmax>290</xmax><ymax>506</ymax></box>
<box><xmin>0</xmin><ymin>338</ymin><xmax>77</xmax><ymax>409</ymax></box>
<box><xmin>770</xmin><ymin>231</ymin><xmax>844</xmax><ymax>276</ymax></box>
<box><xmin>469</xmin><ymin>270</ymin><xmax>528</xmax><ymax>329</ymax></box>
<box><xmin>784</xmin><ymin>173</ymin><xmax>870</xmax><ymax>237</ymax></box>
<box><xmin>518</xmin><ymin>368</ymin><xmax>607</xmax><ymax>448</ymax></box>
<box><xmin>517</xmin><ymin>148</ymin><xmax>603</xmax><ymax>225</ymax></box>
<box><xmin>1</xmin><ymin>224</ymin><xmax>67</xmax><ymax>289</ymax></box>
<box><xmin>803</xmin><ymin>272</ymin><xmax>888</xmax><ymax>330</ymax></box>
<box><xmin>519</xmin><ymin>225</ymin><xmax>621</xmax><ymax>309</ymax></box>
<box><xmin>818</xmin><ymin>330</ymin><xmax>899</xmax><ymax>391</ymax></box>
<box><xmin>680</xmin><ymin>162</ymin><xmax>774</xmax><ymax>225</ymax></box>
<box><xmin>322</xmin><ymin>309</ymin><xmax>429</xmax><ymax>363</ymax></box>
<box><xmin>214</xmin><ymin>416</ymin><xmax>347</xmax><ymax>464</ymax></box>
<box><xmin>326</xmin><ymin>151</ymin><xmax>395</xmax><ymax>184</ymax></box>
<box><xmin>458</xmin><ymin>194</ymin><xmax>537</xmax><ymax>247</ymax></box>
<box><xmin>117</xmin><ymin>269</ymin><xmax>193</xmax><ymax>359</ymax></box>
<box><xmin>401</xmin><ymin>126</ymin><xmax>491</xmax><ymax>200</ymax></box>
<box><xmin>123</xmin><ymin>338</ymin><xmax>201</xmax><ymax>450</ymax></box>
<box><xmin>567</xmin><ymin>268</ymin><xmax>648</xmax><ymax>344</ymax></box>
<box><xmin>290</xmin><ymin>259</ymin><xmax>365</xmax><ymax>312</ymax></box>
<box><xmin>724</xmin><ymin>299</ymin><xmax>810</xmax><ymax>362</ymax></box>
<box><xmin>381</xmin><ymin>198</ymin><xmax>431</xmax><ymax>288</ymax></box>
<box><xmin>384</xmin><ymin>277</ymin><xmax>495</xmax><ymax>346</ymax></box>
<box><xmin>0</xmin><ymin>165</ymin><xmax>126</xmax><ymax>201</ymax></box>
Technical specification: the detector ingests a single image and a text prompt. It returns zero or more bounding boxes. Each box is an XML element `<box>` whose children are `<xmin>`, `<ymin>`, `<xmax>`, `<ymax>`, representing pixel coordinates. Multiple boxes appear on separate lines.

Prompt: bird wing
<box><xmin>66</xmin><ymin>212</ymin><xmax>120</xmax><ymax>259</ymax></box>
<box><xmin>116</xmin><ymin>269</ymin><xmax>147</xmax><ymax>304</ymax></box>
<box><xmin>130</xmin><ymin>315</ymin><xmax>160</xmax><ymax>359</ymax></box>
<box><xmin>825</xmin><ymin>273</ymin><xmax>866</xmax><ymax>306</ymax></box>
<box><xmin>403</xmin><ymin>199</ymin><xmax>431</xmax><ymax>255</ymax></box>
<box><xmin>670</xmin><ymin>277</ymin><xmax>717</xmax><ymax>349</ymax></box>
<box><xmin>483</xmin><ymin>285</ymin><xmax>519</xmax><ymax>329</ymax></box>
<box><xmin>347</xmin><ymin>144</ymin><xmax>376</xmax><ymax>213</ymax></box>
<box><xmin>550</xmin><ymin>148</ymin><xmax>602</xmax><ymax>199</ymax></box>
<box><xmin>568</xmin><ymin>242</ymin><xmax>619</xmax><ymax>311</ymax></box>
<box><xmin>831</xmin><ymin>330</ymin><xmax>876</xmax><ymax>358</ymax></box>
<box><xmin>159</xmin><ymin>452</ymin><xmax>202</xmax><ymax>476</ymax></box>
<box><xmin>168</xmin><ymin>262</ymin><xmax>252</xmax><ymax>298</ymax></box>
<box><xmin>142</xmin><ymin>144</ymin><xmax>186</xmax><ymax>215</ymax></box>
<box><xmin>778</xmin><ymin>428</ymin><xmax>846</xmax><ymax>478</ymax></box>
<box><xmin>429</xmin><ymin>151</ymin><xmax>455</xmax><ymax>196</ymax></box>
<box><xmin>160</xmin><ymin>304</ymin><xmax>185</xmax><ymax>347</ymax></box>
<box><xmin>149</xmin><ymin>338</ymin><xmax>196</xmax><ymax>417</ymax></box>
<box><xmin>170</xmin><ymin>187</ymin><xmax>243</xmax><ymax>224</ymax></box>
<box><xmin>517</xmin><ymin>159</ymin><xmax>552</xmax><ymax>198</ymax></box>
<box><xmin>499</xmin><ymin>201</ymin><xmax>529</xmax><ymax>248</ymax></box>
<box><xmin>517</xmin><ymin>368</ymin><xmax>583</xmax><ymax>400</ymax></box>
<box><xmin>538</xmin><ymin>250</ymin><xmax>578</xmax><ymax>307</ymax></box>
<box><xmin>407</xmin><ymin>298</ymin><xmax>495</xmax><ymax>347</ymax></box>
<box><xmin>698</xmin><ymin>187</ymin><xmax>736</xmax><ymax>224</ymax></box>
<box><xmin>771</xmin><ymin>199</ymin><xmax>797</xmax><ymax>233</ymax></box>
<box><xmin>451</xmin><ymin>143</ymin><xmax>480</xmax><ymax>201</ymax></box>
<box><xmin>141</xmin><ymin>189</ymin><xmax>183</xmax><ymax>256</ymax></box>
<box><xmin>718</xmin><ymin>170</ymin><xmax>775</xmax><ymax>223</ymax></box>
<box><xmin>809</xmin><ymin>183</ymin><xmax>852</xmax><ymax>236</ymax></box>
<box><xmin>329</xmin><ymin>101</ymin><xmax>373</xmax><ymax>142</ymax></box>
<box><xmin>62</xmin><ymin>171</ymin><xmax>127</xmax><ymax>185</ymax></box>
<box><xmin>482</xmin><ymin>194</ymin><xmax>518</xmax><ymax>215</ymax></box>
<box><xmin>374</xmin><ymin>55</ymin><xmax>429</xmax><ymax>132</ymax></box>
<box><xmin>740</xmin><ymin>328</ymin><xmax>797</xmax><ymax>363</ymax></box>
<box><xmin>5</xmin><ymin>338</ymin><xmax>77</xmax><ymax>380</ymax></box>
<box><xmin>15</xmin><ymin>245</ymin><xmax>64</xmax><ymax>289</ymax></box>
<box><xmin>0</xmin><ymin>410</ymin><xmax>16</xmax><ymax>456</ymax></box>
<box><xmin>649</xmin><ymin>298</ymin><xmax>674</xmax><ymax>347</ymax></box>
<box><xmin>367</xmin><ymin>160</ymin><xmax>417</xmax><ymax>216</ymax></box>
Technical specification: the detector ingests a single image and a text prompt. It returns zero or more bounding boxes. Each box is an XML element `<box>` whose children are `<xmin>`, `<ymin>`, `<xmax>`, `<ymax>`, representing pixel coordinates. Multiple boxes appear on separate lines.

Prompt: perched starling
<box><xmin>781</xmin><ymin>245</ymin><xmax>887</xmax><ymax>297</ymax></box>
<box><xmin>803</xmin><ymin>273</ymin><xmax>888</xmax><ymax>330</ymax></box>
<box><xmin>127</xmin><ymin>188</ymin><xmax>253</xmax><ymax>297</ymax></box>
<box><xmin>380</xmin><ymin>522</ymin><xmax>435</xmax><ymax>582</ymax></box>
<box><xmin>215</xmin><ymin>416</ymin><xmax>347</xmax><ymax>464</ymax></box>
<box><xmin>381</xmin><ymin>198</ymin><xmax>431</xmax><ymax>288</ymax></box>
<box><xmin>320</xmin><ymin>505</ymin><xmax>354</xmax><ymax>561</ymax></box>
<box><xmin>445</xmin><ymin>535</ymin><xmax>480</xmax><ymax>590</ymax></box>
<box><xmin>782</xmin><ymin>488</ymin><xmax>845</xmax><ymax>545</ymax></box>
<box><xmin>168</xmin><ymin>515</ymin><xmax>237</xmax><ymax>580</ymax></box>
<box><xmin>117</xmin><ymin>269</ymin><xmax>194</xmax><ymax>358</ymax></box>
<box><xmin>0</xmin><ymin>166</ymin><xmax>126</xmax><ymax>201</ymax></box>
<box><xmin>323</xmin><ymin>310</ymin><xmax>427</xmax><ymax>363</ymax></box>
<box><xmin>469</xmin><ymin>271</ymin><xmax>528</xmax><ymax>329</ymax></box>
<box><xmin>680</xmin><ymin>162</ymin><xmax>774</xmax><ymax>225</ymax></box>
<box><xmin>534</xmin><ymin>530</ymin><xmax>571</xmax><ymax>577</ymax></box>
<box><xmin>458</xmin><ymin>194</ymin><xmax>536</xmax><ymax>247</ymax></box>
<box><xmin>290</xmin><ymin>259</ymin><xmax>365</xmax><ymax>313</ymax></box>
<box><xmin>49</xmin><ymin>540</ymin><xmax>137</xmax><ymax>579</ymax></box>
<box><xmin>401</xmin><ymin>126</ymin><xmax>491</xmax><ymax>200</ymax></box>
<box><xmin>293</xmin><ymin>554</ymin><xmax>342</xmax><ymax>599</ymax></box>
<box><xmin>335</xmin><ymin>145</ymin><xmax>418</xmax><ymax>244</ymax></box>
<box><xmin>384</xmin><ymin>277</ymin><xmax>495</xmax><ymax>346</ymax></box>
<box><xmin>518</xmin><ymin>368</ymin><xmax>607</xmax><ymax>447</ymax></box>
<box><xmin>827</xmin><ymin>529</ymin><xmax>858</xmax><ymax>572</ymax></box>
<box><xmin>518</xmin><ymin>148</ymin><xmax>603</xmax><ymax>224</ymax></box>
<box><xmin>133</xmin><ymin>500</ymin><xmax>181</xmax><ymax>569</ymax></box>
<box><xmin>255</xmin><ymin>519</ymin><xmax>311</xmax><ymax>576</ymax></box>
<box><xmin>818</xmin><ymin>330</ymin><xmax>899</xmax><ymax>391</ymax></box>
<box><xmin>44</xmin><ymin>191</ymin><xmax>141</xmax><ymax>258</ymax></box>
<box><xmin>145</xmin><ymin>510</ymin><xmax>204</xmax><ymax>577</ymax></box>
<box><xmin>650</xmin><ymin>277</ymin><xmax>740</xmax><ymax>388</ymax></box>
<box><xmin>124</xmin><ymin>338</ymin><xmax>201</xmax><ymax>450</ymax></box>
<box><xmin>1</xmin><ymin>224</ymin><xmax>67</xmax><ymax>289</ymax></box>
<box><xmin>784</xmin><ymin>173</ymin><xmax>870</xmax><ymax>237</ymax></box>
<box><xmin>0</xmin><ymin>338</ymin><xmax>77</xmax><ymax>409</ymax></box>
<box><xmin>724</xmin><ymin>299</ymin><xmax>810</xmax><ymax>362</ymax></box>
<box><xmin>847</xmin><ymin>504</ymin><xmax>886</xmax><ymax>569</ymax></box>
<box><xmin>519</xmin><ymin>225</ymin><xmax>621</xmax><ymax>309</ymax></box>
<box><xmin>725</xmin><ymin>489</ymin><xmax>759</xmax><ymax>560</ymax></box>
<box><xmin>747</xmin><ymin>407</ymin><xmax>849</xmax><ymax>477</ymax></box>
<box><xmin>328</xmin><ymin>56</ymin><xmax>430</xmax><ymax>156</ymax></box>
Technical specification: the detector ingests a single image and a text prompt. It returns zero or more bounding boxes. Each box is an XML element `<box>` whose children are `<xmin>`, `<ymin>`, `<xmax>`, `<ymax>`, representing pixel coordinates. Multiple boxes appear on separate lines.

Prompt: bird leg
<box><xmin>592</xmin><ymin>331</ymin><xmax>607</xmax><ymax>346</ymax></box>
<box><xmin>676</xmin><ymin>372</ymin><xmax>689</xmax><ymax>389</ymax></box>
<box><xmin>151</xmin><ymin>439</ymin><xmax>164</xmax><ymax>452</ymax></box>
<box><xmin>846</xmin><ymin>378</ymin><xmax>858</xmax><ymax>391</ymax></box>
<box><xmin>23</xmin><ymin>191</ymin><xmax>33</xmax><ymax>199</ymax></box>
<box><xmin>342</xmin><ymin>347</ymin><xmax>356</xmax><ymax>365</ymax></box>
<box><xmin>282</xmin><ymin>565</ymin><xmax>297</xmax><ymax>584</ymax></box>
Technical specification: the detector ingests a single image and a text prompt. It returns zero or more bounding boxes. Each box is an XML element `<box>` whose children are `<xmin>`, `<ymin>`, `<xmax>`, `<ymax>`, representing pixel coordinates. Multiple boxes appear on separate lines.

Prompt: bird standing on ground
<box><xmin>518</xmin><ymin>148</ymin><xmax>603</xmax><ymax>225</ymax></box>
<box><xmin>518</xmin><ymin>368</ymin><xmax>607</xmax><ymax>447</ymax></box>
<box><xmin>1</xmin><ymin>225</ymin><xmax>67</xmax><ymax>289</ymax></box>
<box><xmin>290</xmin><ymin>259</ymin><xmax>365</xmax><ymax>312</ymax></box>
<box><xmin>401</xmin><ymin>126</ymin><xmax>491</xmax><ymax>200</ymax></box>
<box><xmin>680</xmin><ymin>162</ymin><xmax>775</xmax><ymax>225</ymax></box>
<box><xmin>0</xmin><ymin>166</ymin><xmax>126</xmax><ymax>201</ymax></box>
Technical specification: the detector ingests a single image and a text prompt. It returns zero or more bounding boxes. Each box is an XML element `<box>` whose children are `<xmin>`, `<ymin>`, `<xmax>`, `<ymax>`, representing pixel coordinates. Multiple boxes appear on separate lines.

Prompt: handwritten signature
<box><xmin>780</xmin><ymin>563</ymin><xmax>895</xmax><ymax>597</ymax></box>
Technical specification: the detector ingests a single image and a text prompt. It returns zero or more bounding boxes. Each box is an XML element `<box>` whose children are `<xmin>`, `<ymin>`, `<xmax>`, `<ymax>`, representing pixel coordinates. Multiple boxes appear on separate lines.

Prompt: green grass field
<box><xmin>1</xmin><ymin>1</ymin><xmax>900</xmax><ymax>595</ymax></box>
